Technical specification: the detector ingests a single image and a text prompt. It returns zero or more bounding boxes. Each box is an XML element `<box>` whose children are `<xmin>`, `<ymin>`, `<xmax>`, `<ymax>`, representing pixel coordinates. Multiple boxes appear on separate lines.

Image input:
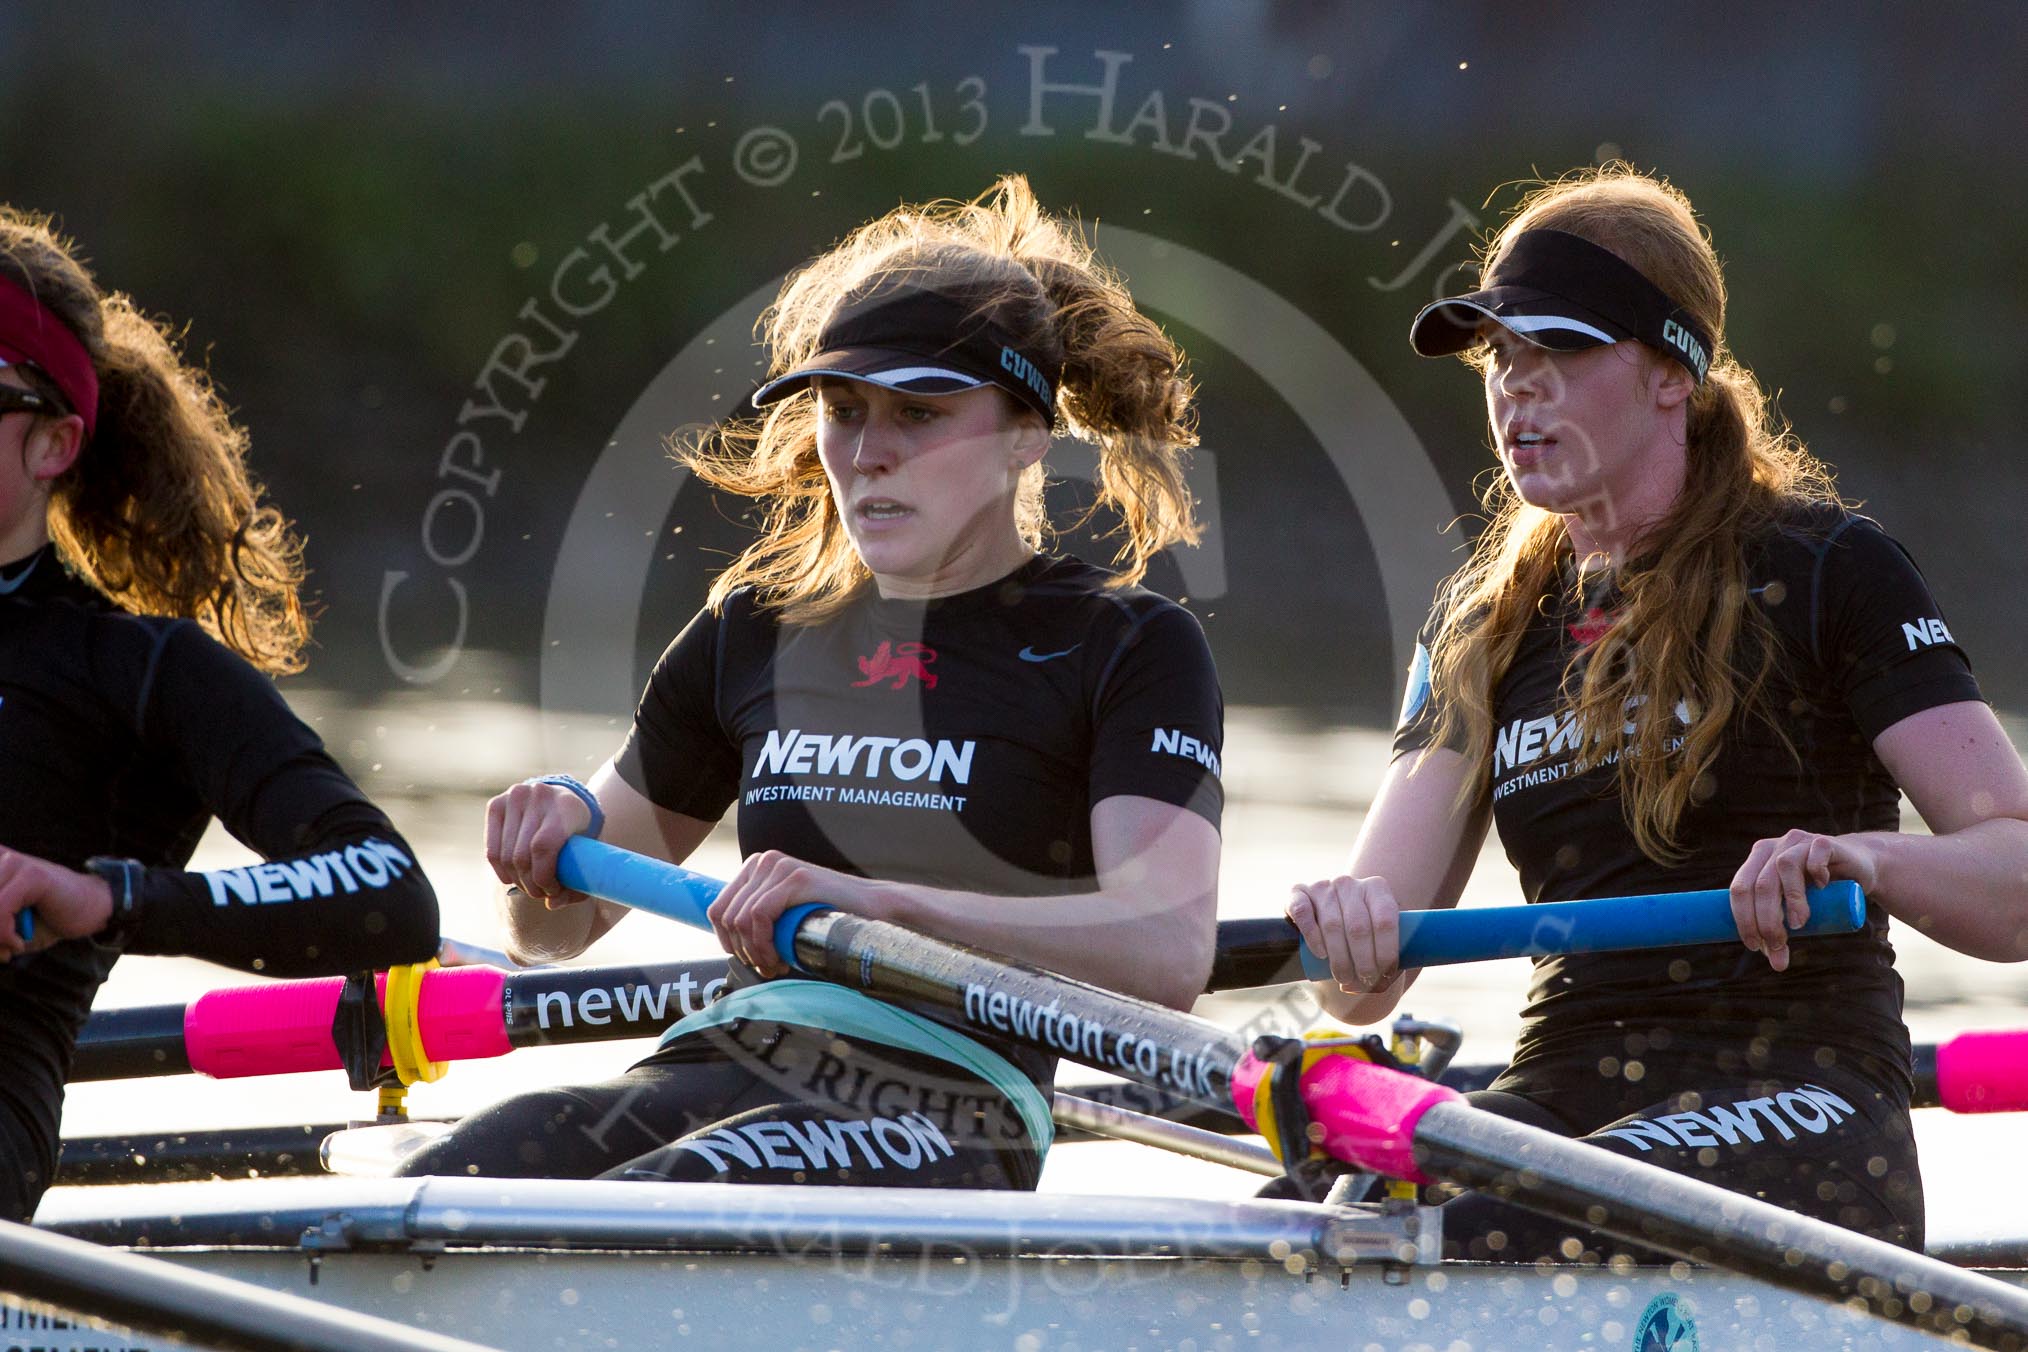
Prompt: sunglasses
<box><xmin>0</xmin><ymin>385</ymin><xmax>56</xmax><ymax>417</ymax></box>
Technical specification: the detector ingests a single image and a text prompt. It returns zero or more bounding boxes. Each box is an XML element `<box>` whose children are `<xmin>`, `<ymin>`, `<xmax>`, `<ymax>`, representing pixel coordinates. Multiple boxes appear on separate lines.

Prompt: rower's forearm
<box><xmin>874</xmin><ymin>884</ymin><xmax>1215</xmax><ymax>1010</ymax></box>
<box><xmin>121</xmin><ymin>829</ymin><xmax>439</xmax><ymax>978</ymax></box>
<box><xmin>1870</xmin><ymin>818</ymin><xmax>2028</xmax><ymax>960</ymax></box>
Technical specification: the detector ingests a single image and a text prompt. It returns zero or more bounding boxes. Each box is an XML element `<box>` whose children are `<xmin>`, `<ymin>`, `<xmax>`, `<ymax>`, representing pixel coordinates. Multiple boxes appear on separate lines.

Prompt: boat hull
<box><xmin>17</xmin><ymin>1178</ymin><xmax>2025</xmax><ymax>1351</ymax></box>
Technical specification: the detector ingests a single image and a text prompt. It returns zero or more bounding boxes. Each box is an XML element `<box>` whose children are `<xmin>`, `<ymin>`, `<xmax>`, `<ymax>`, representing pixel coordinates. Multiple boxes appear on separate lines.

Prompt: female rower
<box><xmin>1286</xmin><ymin>166</ymin><xmax>2028</xmax><ymax>1260</ymax></box>
<box><xmin>401</xmin><ymin>176</ymin><xmax>1222</xmax><ymax>1190</ymax></box>
<box><xmin>0</xmin><ymin>209</ymin><xmax>441</xmax><ymax>1219</ymax></box>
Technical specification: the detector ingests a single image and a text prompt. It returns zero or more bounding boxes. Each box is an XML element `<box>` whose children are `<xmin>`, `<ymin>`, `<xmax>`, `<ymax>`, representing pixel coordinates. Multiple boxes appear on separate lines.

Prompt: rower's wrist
<box><xmin>1851</xmin><ymin>830</ymin><xmax>1906</xmax><ymax>910</ymax></box>
<box><xmin>528</xmin><ymin>775</ymin><xmax>604</xmax><ymax>839</ymax></box>
<box><xmin>82</xmin><ymin>857</ymin><xmax>145</xmax><ymax>939</ymax></box>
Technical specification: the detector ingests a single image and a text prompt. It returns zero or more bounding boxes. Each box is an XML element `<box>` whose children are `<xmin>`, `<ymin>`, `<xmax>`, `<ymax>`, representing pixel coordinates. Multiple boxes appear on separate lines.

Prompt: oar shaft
<box><xmin>1413</xmin><ymin>1097</ymin><xmax>2028</xmax><ymax>1350</ymax></box>
<box><xmin>72</xmin><ymin>1002</ymin><xmax>193</xmax><ymax>1079</ymax></box>
<box><xmin>58</xmin><ymin>1123</ymin><xmax>344</xmax><ymax>1186</ymax></box>
<box><xmin>791</xmin><ymin>908</ymin><xmax>1250</xmax><ymax>1113</ymax></box>
<box><xmin>1062</xmin><ymin>1048</ymin><xmax>1949</xmax><ymax>1125</ymax></box>
<box><xmin>69</xmin><ymin>958</ymin><xmax>732</xmax><ymax>1083</ymax></box>
<box><xmin>494</xmin><ymin>959</ymin><xmax>730</xmax><ymax>1048</ymax></box>
<box><xmin>1050</xmin><ymin>1092</ymin><xmax>1280</xmax><ymax>1176</ymax></box>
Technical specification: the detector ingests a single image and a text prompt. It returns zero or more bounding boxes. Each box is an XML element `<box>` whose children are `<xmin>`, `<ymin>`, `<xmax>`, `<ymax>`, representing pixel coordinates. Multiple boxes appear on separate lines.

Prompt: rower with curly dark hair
<box><xmin>0</xmin><ymin>208</ymin><xmax>441</xmax><ymax>1219</ymax></box>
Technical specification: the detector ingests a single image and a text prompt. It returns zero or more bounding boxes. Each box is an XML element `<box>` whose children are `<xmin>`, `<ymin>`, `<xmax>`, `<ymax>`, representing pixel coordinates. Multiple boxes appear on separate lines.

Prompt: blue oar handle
<box><xmin>554</xmin><ymin>837</ymin><xmax>829</xmax><ymax>968</ymax></box>
<box><xmin>556</xmin><ymin>837</ymin><xmax>1868</xmax><ymax>986</ymax></box>
<box><xmin>557</xmin><ymin>837</ymin><xmax>721</xmax><ymax>928</ymax></box>
<box><xmin>1295</xmin><ymin>880</ymin><xmax>1867</xmax><ymax>981</ymax></box>
<box><xmin>13</xmin><ymin>910</ymin><xmax>30</xmax><ymax>944</ymax></box>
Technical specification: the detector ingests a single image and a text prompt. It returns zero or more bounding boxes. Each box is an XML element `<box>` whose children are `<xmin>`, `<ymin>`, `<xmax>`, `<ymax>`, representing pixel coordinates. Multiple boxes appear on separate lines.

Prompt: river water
<box><xmin>58</xmin><ymin>696</ymin><xmax>2028</xmax><ymax>1246</ymax></box>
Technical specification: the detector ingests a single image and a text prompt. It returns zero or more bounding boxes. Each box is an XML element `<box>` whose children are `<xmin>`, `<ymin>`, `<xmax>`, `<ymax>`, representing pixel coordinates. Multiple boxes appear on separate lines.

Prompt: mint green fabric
<box><xmin>658</xmin><ymin>980</ymin><xmax>1054</xmax><ymax>1152</ymax></box>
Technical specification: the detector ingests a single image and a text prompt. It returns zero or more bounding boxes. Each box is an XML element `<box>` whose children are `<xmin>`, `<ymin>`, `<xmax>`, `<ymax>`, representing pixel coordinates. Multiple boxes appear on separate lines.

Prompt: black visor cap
<box><xmin>1409</xmin><ymin>229</ymin><xmax>1714</xmax><ymax>384</ymax></box>
<box><xmin>752</xmin><ymin>286</ymin><xmax>1059</xmax><ymax>420</ymax></box>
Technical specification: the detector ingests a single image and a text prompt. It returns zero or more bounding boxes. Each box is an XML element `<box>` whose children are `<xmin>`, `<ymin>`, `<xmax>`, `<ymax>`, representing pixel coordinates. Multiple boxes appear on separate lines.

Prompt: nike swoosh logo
<box><xmin>1018</xmin><ymin>644</ymin><xmax>1080</xmax><ymax>663</ymax></box>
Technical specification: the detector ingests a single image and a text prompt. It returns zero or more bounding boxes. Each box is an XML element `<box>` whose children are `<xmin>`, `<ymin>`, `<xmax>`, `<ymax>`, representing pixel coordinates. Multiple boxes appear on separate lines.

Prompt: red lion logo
<box><xmin>1567</xmin><ymin>606</ymin><xmax>1615</xmax><ymax>646</ymax></box>
<box><xmin>852</xmin><ymin>641</ymin><xmax>938</xmax><ymax>690</ymax></box>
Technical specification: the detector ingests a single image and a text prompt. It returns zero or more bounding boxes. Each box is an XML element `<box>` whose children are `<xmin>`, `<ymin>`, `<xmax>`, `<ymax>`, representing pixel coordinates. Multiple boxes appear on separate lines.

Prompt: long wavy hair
<box><xmin>1421</xmin><ymin>167</ymin><xmax>1844</xmax><ymax>862</ymax></box>
<box><xmin>685</xmin><ymin>175</ymin><xmax>1200</xmax><ymax>624</ymax></box>
<box><xmin>0</xmin><ymin>208</ymin><xmax>309</xmax><ymax>673</ymax></box>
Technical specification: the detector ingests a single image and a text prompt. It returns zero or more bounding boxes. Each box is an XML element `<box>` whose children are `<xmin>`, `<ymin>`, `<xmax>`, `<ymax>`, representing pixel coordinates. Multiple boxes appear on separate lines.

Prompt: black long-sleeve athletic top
<box><xmin>0</xmin><ymin>544</ymin><xmax>439</xmax><ymax>1214</ymax></box>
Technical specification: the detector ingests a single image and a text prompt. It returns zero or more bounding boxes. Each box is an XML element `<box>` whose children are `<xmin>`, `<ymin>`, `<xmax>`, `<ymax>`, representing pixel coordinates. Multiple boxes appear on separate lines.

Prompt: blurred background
<box><xmin>14</xmin><ymin>1</ymin><xmax>2028</xmax><ymax>1232</ymax></box>
<box><xmin>7</xmin><ymin>1</ymin><xmax>2023</xmax><ymax>719</ymax></box>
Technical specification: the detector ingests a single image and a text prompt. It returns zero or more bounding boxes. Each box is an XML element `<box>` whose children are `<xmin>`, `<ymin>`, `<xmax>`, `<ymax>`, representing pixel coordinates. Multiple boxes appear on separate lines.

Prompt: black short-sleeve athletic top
<box><xmin>1394</xmin><ymin>507</ymin><xmax>1978</xmax><ymax>1118</ymax></box>
<box><xmin>0</xmin><ymin>546</ymin><xmax>440</xmax><ymax>1207</ymax></box>
<box><xmin>615</xmin><ymin>554</ymin><xmax>1225</xmax><ymax>1078</ymax></box>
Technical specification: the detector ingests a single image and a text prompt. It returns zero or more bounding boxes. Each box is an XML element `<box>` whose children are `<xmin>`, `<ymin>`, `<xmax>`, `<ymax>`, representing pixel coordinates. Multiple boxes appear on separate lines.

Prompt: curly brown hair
<box><xmin>685</xmin><ymin>175</ymin><xmax>1200</xmax><ymax>623</ymax></box>
<box><xmin>1422</xmin><ymin>166</ymin><xmax>1844</xmax><ymax>863</ymax></box>
<box><xmin>0</xmin><ymin>207</ymin><xmax>309</xmax><ymax>673</ymax></box>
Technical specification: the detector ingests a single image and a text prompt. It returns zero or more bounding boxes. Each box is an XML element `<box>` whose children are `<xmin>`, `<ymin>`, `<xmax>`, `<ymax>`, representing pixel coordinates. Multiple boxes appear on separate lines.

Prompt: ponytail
<box><xmin>1024</xmin><ymin>242</ymin><xmax>1199</xmax><ymax>585</ymax></box>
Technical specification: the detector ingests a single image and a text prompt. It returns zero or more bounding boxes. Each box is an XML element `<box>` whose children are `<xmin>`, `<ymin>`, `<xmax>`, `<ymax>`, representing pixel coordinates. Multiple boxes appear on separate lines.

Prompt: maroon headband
<box><xmin>0</xmin><ymin>275</ymin><xmax>98</xmax><ymax>435</ymax></box>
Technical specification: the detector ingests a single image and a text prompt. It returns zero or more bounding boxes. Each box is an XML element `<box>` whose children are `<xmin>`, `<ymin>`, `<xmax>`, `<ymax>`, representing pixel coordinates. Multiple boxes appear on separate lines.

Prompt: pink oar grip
<box><xmin>1937</xmin><ymin>1029</ymin><xmax>2028</xmax><ymax>1113</ymax></box>
<box><xmin>183</xmin><ymin>967</ymin><xmax>510</xmax><ymax>1079</ymax></box>
<box><xmin>413</xmin><ymin>966</ymin><xmax>512</xmax><ymax>1062</ymax></box>
<box><xmin>1232</xmin><ymin>1049</ymin><xmax>1462</xmax><ymax>1184</ymax></box>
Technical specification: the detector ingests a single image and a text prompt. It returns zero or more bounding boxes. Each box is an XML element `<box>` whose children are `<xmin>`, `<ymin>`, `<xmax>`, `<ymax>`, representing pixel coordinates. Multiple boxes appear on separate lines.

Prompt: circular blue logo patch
<box><xmin>1397</xmin><ymin>641</ymin><xmax>1432</xmax><ymax>727</ymax></box>
<box><xmin>1633</xmin><ymin>1292</ymin><xmax>1698</xmax><ymax>1351</ymax></box>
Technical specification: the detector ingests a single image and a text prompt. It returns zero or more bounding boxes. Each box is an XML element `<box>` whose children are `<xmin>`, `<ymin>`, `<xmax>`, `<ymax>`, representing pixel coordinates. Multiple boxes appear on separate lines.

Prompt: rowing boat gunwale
<box><xmin>34</xmin><ymin>1175</ymin><xmax>1439</xmax><ymax>1269</ymax></box>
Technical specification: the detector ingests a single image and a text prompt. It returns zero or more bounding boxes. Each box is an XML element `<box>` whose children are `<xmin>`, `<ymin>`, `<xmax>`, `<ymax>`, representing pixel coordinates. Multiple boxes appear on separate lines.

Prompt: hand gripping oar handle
<box><xmin>1211</xmin><ymin>880</ymin><xmax>1867</xmax><ymax>987</ymax></box>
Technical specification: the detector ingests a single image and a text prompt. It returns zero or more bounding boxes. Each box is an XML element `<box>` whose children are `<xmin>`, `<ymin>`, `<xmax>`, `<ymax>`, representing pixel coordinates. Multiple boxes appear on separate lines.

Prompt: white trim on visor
<box><xmin>756</xmin><ymin>364</ymin><xmax>987</xmax><ymax>403</ymax></box>
<box><xmin>1498</xmin><ymin>312</ymin><xmax>1617</xmax><ymax>345</ymax></box>
<box><xmin>843</xmin><ymin>364</ymin><xmax>985</xmax><ymax>387</ymax></box>
<box><xmin>1426</xmin><ymin>299</ymin><xmax>1618</xmax><ymax>348</ymax></box>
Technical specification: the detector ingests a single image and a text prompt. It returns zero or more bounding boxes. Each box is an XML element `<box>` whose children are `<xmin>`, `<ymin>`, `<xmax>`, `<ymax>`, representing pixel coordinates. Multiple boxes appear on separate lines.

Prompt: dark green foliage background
<box><xmin>6</xmin><ymin>3</ymin><xmax>2021</xmax><ymax>722</ymax></box>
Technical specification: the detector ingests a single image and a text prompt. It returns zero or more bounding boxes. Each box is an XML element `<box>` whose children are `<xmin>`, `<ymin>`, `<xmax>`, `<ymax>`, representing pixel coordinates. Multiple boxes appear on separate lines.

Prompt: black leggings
<box><xmin>0</xmin><ymin>1098</ymin><xmax>54</xmax><ymax>1223</ymax></box>
<box><xmin>0</xmin><ymin>1054</ymin><xmax>66</xmax><ymax>1222</ymax></box>
<box><xmin>1440</xmin><ymin>1081</ymin><xmax>1924</xmax><ymax>1263</ymax></box>
<box><xmin>397</xmin><ymin>1018</ymin><xmax>1043</xmax><ymax>1190</ymax></box>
